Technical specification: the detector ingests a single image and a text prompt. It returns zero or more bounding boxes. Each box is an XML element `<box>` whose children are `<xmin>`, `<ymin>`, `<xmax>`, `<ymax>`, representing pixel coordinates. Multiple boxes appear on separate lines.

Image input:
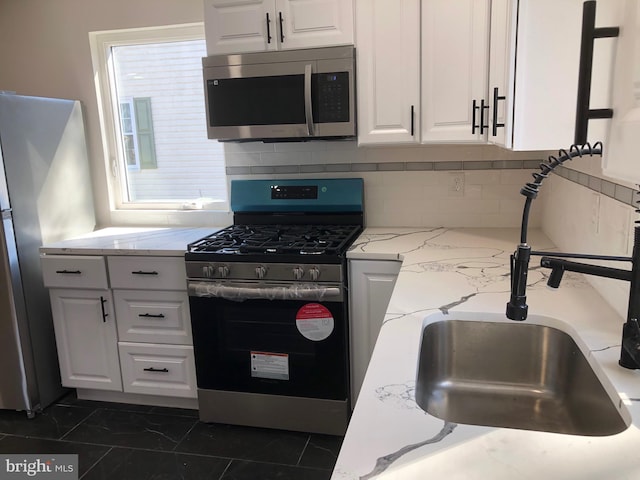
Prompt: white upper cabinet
<box><xmin>356</xmin><ymin>0</ymin><xmax>619</xmax><ymax>149</ymax></box>
<box><xmin>355</xmin><ymin>0</ymin><xmax>420</xmax><ymax>145</ymax></box>
<box><xmin>603</xmin><ymin>0</ymin><xmax>639</xmax><ymax>184</ymax></box>
<box><xmin>487</xmin><ymin>0</ymin><xmax>516</xmax><ymax>147</ymax></box>
<box><xmin>491</xmin><ymin>0</ymin><xmax>619</xmax><ymax>150</ymax></box>
<box><xmin>205</xmin><ymin>0</ymin><xmax>277</xmax><ymax>55</ymax></box>
<box><xmin>205</xmin><ymin>0</ymin><xmax>354</xmax><ymax>55</ymax></box>
<box><xmin>421</xmin><ymin>0</ymin><xmax>490</xmax><ymax>143</ymax></box>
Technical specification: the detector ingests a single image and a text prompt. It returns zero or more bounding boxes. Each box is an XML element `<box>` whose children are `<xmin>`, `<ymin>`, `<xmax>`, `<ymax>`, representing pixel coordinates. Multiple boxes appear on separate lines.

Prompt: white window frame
<box><xmin>89</xmin><ymin>23</ymin><xmax>229</xmax><ymax>213</ymax></box>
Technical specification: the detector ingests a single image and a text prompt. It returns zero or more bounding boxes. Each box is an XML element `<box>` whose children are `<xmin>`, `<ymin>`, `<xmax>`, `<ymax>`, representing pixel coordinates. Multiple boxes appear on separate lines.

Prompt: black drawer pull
<box><xmin>100</xmin><ymin>296</ymin><xmax>108</xmax><ymax>323</ymax></box>
<box><xmin>266</xmin><ymin>12</ymin><xmax>272</xmax><ymax>43</ymax></box>
<box><xmin>56</xmin><ymin>269</ymin><xmax>82</xmax><ymax>274</ymax></box>
<box><xmin>492</xmin><ymin>87</ymin><xmax>506</xmax><ymax>136</ymax></box>
<box><xmin>138</xmin><ymin>313</ymin><xmax>165</xmax><ymax>319</ymax></box>
<box><xmin>131</xmin><ymin>270</ymin><xmax>159</xmax><ymax>276</ymax></box>
<box><xmin>143</xmin><ymin>367</ymin><xmax>169</xmax><ymax>373</ymax></box>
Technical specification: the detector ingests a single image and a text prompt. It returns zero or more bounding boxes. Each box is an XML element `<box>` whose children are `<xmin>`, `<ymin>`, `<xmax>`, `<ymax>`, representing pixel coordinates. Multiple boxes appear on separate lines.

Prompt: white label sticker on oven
<box><xmin>250</xmin><ymin>351</ymin><xmax>289</xmax><ymax>380</ymax></box>
<box><xmin>296</xmin><ymin>303</ymin><xmax>334</xmax><ymax>341</ymax></box>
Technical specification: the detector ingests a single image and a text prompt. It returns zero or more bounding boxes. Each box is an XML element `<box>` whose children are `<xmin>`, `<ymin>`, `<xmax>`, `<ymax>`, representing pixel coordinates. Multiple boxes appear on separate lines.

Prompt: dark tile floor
<box><xmin>0</xmin><ymin>392</ymin><xmax>342</xmax><ymax>479</ymax></box>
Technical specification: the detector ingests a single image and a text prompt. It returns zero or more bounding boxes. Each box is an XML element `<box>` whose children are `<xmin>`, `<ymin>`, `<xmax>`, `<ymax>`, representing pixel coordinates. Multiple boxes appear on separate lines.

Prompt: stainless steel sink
<box><xmin>415</xmin><ymin>319</ymin><xmax>630</xmax><ymax>436</ymax></box>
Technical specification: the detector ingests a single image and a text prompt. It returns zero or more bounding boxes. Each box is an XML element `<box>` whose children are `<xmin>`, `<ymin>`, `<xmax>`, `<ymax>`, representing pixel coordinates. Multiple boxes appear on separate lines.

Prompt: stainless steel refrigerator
<box><xmin>0</xmin><ymin>93</ymin><xmax>96</xmax><ymax>416</ymax></box>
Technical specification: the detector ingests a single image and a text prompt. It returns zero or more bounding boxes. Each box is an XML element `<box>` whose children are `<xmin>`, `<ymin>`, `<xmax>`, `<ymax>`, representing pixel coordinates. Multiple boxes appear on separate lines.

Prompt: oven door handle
<box><xmin>188</xmin><ymin>281</ymin><xmax>342</xmax><ymax>302</ymax></box>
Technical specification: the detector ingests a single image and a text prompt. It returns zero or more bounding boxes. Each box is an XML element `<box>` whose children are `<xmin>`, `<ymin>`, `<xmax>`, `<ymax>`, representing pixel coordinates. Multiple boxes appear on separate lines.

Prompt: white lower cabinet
<box><xmin>348</xmin><ymin>259</ymin><xmax>401</xmax><ymax>404</ymax></box>
<box><xmin>42</xmin><ymin>253</ymin><xmax>197</xmax><ymax>406</ymax></box>
<box><xmin>49</xmin><ymin>289</ymin><xmax>122</xmax><ymax>391</ymax></box>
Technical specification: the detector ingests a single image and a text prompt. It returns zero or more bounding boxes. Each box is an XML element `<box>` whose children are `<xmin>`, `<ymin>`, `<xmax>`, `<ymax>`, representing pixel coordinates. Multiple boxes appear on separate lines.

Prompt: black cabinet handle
<box><xmin>56</xmin><ymin>269</ymin><xmax>81</xmax><ymax>274</ymax></box>
<box><xmin>479</xmin><ymin>99</ymin><xmax>490</xmax><ymax>134</ymax></box>
<box><xmin>138</xmin><ymin>313</ymin><xmax>165</xmax><ymax>319</ymax></box>
<box><xmin>131</xmin><ymin>270</ymin><xmax>158</xmax><ymax>276</ymax></box>
<box><xmin>278</xmin><ymin>11</ymin><xmax>284</xmax><ymax>43</ymax></box>
<box><xmin>266</xmin><ymin>12</ymin><xmax>272</xmax><ymax>43</ymax></box>
<box><xmin>143</xmin><ymin>367</ymin><xmax>169</xmax><ymax>373</ymax></box>
<box><xmin>410</xmin><ymin>105</ymin><xmax>415</xmax><ymax>136</ymax></box>
<box><xmin>492</xmin><ymin>87</ymin><xmax>506</xmax><ymax>136</ymax></box>
<box><xmin>100</xmin><ymin>296</ymin><xmax>108</xmax><ymax>323</ymax></box>
<box><xmin>472</xmin><ymin>100</ymin><xmax>479</xmax><ymax>134</ymax></box>
<box><xmin>574</xmin><ymin>0</ymin><xmax>618</xmax><ymax>144</ymax></box>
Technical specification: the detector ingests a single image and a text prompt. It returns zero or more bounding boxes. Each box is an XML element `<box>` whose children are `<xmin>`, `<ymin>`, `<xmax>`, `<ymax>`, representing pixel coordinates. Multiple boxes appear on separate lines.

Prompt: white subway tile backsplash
<box><xmin>541</xmin><ymin>175</ymin><xmax>636</xmax><ymax>321</ymax></box>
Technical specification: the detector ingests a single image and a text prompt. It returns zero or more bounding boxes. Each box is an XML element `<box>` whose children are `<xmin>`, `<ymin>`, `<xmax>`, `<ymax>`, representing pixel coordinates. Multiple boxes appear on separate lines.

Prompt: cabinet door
<box><xmin>356</xmin><ymin>0</ymin><xmax>420</xmax><ymax>145</ymax></box>
<box><xmin>49</xmin><ymin>289</ymin><xmax>122</xmax><ymax>391</ymax></box>
<box><xmin>603</xmin><ymin>0</ymin><xmax>638</xmax><ymax>183</ymax></box>
<box><xmin>487</xmin><ymin>0</ymin><xmax>517</xmax><ymax>147</ymax></box>
<box><xmin>276</xmin><ymin>0</ymin><xmax>353</xmax><ymax>50</ymax></box>
<box><xmin>348</xmin><ymin>260</ymin><xmax>401</xmax><ymax>404</ymax></box>
<box><xmin>204</xmin><ymin>0</ymin><xmax>277</xmax><ymax>55</ymax></box>
<box><xmin>421</xmin><ymin>0</ymin><xmax>490</xmax><ymax>143</ymax></box>
<box><xmin>511</xmin><ymin>0</ymin><xmax>617</xmax><ymax>150</ymax></box>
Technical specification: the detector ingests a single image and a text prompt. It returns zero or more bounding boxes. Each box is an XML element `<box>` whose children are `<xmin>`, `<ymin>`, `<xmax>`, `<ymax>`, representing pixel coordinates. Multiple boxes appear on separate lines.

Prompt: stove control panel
<box><xmin>187</xmin><ymin>262</ymin><xmax>341</xmax><ymax>283</ymax></box>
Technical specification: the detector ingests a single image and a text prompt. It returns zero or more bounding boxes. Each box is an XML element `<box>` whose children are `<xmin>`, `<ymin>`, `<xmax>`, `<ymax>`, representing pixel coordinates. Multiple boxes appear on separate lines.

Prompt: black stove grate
<box><xmin>187</xmin><ymin>224</ymin><xmax>362</xmax><ymax>256</ymax></box>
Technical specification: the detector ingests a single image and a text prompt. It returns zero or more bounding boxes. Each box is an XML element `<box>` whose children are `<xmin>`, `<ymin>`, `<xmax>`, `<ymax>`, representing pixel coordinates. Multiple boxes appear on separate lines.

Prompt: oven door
<box><xmin>187</xmin><ymin>280</ymin><xmax>349</xmax><ymax>401</ymax></box>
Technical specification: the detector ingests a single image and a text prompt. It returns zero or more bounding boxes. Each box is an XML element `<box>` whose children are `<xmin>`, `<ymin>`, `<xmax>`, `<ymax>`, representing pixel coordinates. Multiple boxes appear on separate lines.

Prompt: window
<box><xmin>90</xmin><ymin>24</ymin><xmax>228</xmax><ymax>210</ymax></box>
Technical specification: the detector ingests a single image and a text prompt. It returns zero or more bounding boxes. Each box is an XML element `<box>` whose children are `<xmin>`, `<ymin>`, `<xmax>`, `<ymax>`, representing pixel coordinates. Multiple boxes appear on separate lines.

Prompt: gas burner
<box><xmin>187</xmin><ymin>224</ymin><xmax>361</xmax><ymax>257</ymax></box>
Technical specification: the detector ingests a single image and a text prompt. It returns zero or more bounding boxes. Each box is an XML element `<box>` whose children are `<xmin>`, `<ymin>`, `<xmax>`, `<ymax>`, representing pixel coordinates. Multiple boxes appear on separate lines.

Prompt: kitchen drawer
<box><xmin>108</xmin><ymin>256</ymin><xmax>187</xmax><ymax>290</ymax></box>
<box><xmin>41</xmin><ymin>255</ymin><xmax>108</xmax><ymax>289</ymax></box>
<box><xmin>118</xmin><ymin>342</ymin><xmax>197</xmax><ymax>398</ymax></box>
<box><xmin>114</xmin><ymin>290</ymin><xmax>192</xmax><ymax>345</ymax></box>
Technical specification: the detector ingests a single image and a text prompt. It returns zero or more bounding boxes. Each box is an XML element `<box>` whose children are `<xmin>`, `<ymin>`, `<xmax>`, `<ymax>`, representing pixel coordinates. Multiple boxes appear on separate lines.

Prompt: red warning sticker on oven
<box><xmin>250</xmin><ymin>351</ymin><xmax>289</xmax><ymax>380</ymax></box>
<box><xmin>296</xmin><ymin>303</ymin><xmax>334</xmax><ymax>341</ymax></box>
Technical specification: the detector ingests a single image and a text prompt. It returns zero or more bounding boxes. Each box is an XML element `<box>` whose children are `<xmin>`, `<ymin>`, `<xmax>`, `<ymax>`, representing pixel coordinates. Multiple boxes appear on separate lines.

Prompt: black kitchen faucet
<box><xmin>506</xmin><ymin>143</ymin><xmax>640</xmax><ymax>369</ymax></box>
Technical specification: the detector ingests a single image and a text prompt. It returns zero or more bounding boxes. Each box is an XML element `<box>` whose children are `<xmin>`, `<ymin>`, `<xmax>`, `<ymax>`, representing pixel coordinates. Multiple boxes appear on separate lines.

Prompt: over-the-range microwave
<box><xmin>202</xmin><ymin>45</ymin><xmax>356</xmax><ymax>142</ymax></box>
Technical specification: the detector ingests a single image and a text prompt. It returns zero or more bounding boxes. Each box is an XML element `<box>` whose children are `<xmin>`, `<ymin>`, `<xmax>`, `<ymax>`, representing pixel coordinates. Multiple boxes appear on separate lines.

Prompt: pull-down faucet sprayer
<box><xmin>505</xmin><ymin>143</ymin><xmax>640</xmax><ymax>369</ymax></box>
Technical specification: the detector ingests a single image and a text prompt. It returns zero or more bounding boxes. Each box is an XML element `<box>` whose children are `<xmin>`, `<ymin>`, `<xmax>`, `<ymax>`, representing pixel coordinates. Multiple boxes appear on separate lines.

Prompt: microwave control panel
<box><xmin>315</xmin><ymin>72</ymin><xmax>350</xmax><ymax>123</ymax></box>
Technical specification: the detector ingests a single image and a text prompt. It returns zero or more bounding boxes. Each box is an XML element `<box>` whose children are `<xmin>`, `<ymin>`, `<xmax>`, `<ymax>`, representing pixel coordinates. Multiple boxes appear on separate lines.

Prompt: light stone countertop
<box><xmin>39</xmin><ymin>227</ymin><xmax>225</xmax><ymax>256</ymax></box>
<box><xmin>338</xmin><ymin>227</ymin><xmax>640</xmax><ymax>480</ymax></box>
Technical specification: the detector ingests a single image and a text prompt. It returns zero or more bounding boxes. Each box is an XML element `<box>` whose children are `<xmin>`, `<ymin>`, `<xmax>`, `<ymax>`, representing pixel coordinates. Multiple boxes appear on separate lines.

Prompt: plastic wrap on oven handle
<box><xmin>188</xmin><ymin>281</ymin><xmax>342</xmax><ymax>302</ymax></box>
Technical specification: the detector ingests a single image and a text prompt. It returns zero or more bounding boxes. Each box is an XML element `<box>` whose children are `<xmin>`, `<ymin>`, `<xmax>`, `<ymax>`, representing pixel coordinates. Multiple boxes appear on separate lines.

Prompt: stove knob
<box><xmin>292</xmin><ymin>266</ymin><xmax>305</xmax><ymax>280</ymax></box>
<box><xmin>255</xmin><ymin>265</ymin><xmax>267</xmax><ymax>279</ymax></box>
<box><xmin>308</xmin><ymin>267</ymin><xmax>320</xmax><ymax>281</ymax></box>
<box><xmin>217</xmin><ymin>265</ymin><xmax>230</xmax><ymax>278</ymax></box>
<box><xmin>202</xmin><ymin>265</ymin><xmax>213</xmax><ymax>278</ymax></box>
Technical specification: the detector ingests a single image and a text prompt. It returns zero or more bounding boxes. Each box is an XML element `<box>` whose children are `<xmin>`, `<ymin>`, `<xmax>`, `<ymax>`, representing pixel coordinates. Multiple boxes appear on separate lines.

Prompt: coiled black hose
<box><xmin>519</xmin><ymin>142</ymin><xmax>603</xmax><ymax>244</ymax></box>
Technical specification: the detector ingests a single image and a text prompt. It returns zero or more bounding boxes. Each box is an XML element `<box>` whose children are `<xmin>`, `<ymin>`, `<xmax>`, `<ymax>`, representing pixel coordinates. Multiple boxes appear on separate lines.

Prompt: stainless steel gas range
<box><xmin>185</xmin><ymin>178</ymin><xmax>363</xmax><ymax>435</ymax></box>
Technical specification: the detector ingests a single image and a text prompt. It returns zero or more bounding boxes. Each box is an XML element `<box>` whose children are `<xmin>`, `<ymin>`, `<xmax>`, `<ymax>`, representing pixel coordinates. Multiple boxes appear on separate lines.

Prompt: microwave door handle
<box><xmin>304</xmin><ymin>63</ymin><xmax>314</xmax><ymax>136</ymax></box>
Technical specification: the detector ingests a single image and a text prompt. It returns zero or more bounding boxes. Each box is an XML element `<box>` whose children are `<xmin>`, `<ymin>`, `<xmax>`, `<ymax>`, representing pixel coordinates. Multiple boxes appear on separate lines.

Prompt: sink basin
<box><xmin>415</xmin><ymin>317</ymin><xmax>630</xmax><ymax>436</ymax></box>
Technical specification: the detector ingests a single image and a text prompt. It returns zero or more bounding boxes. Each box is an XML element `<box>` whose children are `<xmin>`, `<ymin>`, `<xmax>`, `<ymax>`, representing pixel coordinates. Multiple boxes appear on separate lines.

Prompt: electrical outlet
<box><xmin>448</xmin><ymin>173</ymin><xmax>464</xmax><ymax>196</ymax></box>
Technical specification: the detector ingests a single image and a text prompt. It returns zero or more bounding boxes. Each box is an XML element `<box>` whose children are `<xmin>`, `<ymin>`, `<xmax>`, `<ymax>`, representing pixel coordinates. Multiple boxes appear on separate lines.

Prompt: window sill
<box><xmin>109</xmin><ymin>208</ymin><xmax>233</xmax><ymax>227</ymax></box>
